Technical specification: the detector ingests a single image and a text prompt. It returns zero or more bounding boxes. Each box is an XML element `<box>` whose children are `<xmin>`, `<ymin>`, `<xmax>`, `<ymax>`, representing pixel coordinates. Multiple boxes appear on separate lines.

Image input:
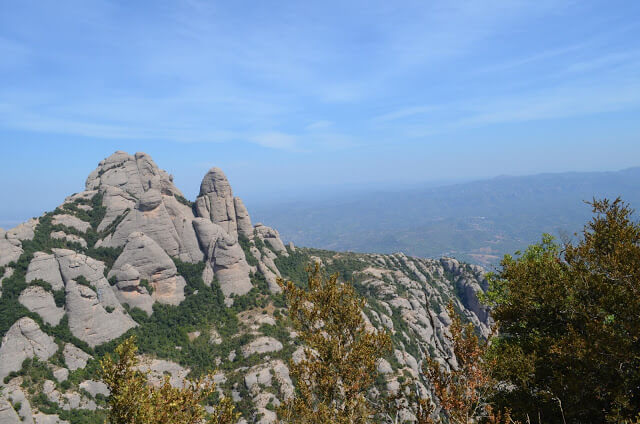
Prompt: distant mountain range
<box><xmin>250</xmin><ymin>167</ymin><xmax>640</xmax><ymax>266</ymax></box>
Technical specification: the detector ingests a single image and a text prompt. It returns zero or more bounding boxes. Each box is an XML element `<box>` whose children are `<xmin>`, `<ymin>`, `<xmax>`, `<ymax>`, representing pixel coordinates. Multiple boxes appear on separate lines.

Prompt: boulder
<box><xmin>108</xmin><ymin>232</ymin><xmax>185</xmax><ymax>306</ymax></box>
<box><xmin>26</xmin><ymin>252</ymin><xmax>64</xmax><ymax>291</ymax></box>
<box><xmin>110</xmin><ymin>264</ymin><xmax>154</xmax><ymax>314</ymax></box>
<box><xmin>0</xmin><ymin>230</ymin><xmax>22</xmax><ymax>267</ymax></box>
<box><xmin>254</xmin><ymin>224</ymin><xmax>287</xmax><ymax>255</ymax></box>
<box><xmin>6</xmin><ymin>218</ymin><xmax>38</xmax><ymax>241</ymax></box>
<box><xmin>137</xmin><ymin>188</ymin><xmax>162</xmax><ymax>211</ymax></box>
<box><xmin>79</xmin><ymin>380</ymin><xmax>110</xmax><ymax>397</ymax></box>
<box><xmin>50</xmin><ymin>231</ymin><xmax>87</xmax><ymax>248</ymax></box>
<box><xmin>0</xmin><ymin>318</ymin><xmax>58</xmax><ymax>382</ymax></box>
<box><xmin>62</xmin><ymin>344</ymin><xmax>92</xmax><ymax>371</ymax></box>
<box><xmin>64</xmin><ymin>280</ymin><xmax>136</xmax><ymax>348</ymax></box>
<box><xmin>18</xmin><ymin>286</ymin><xmax>65</xmax><ymax>326</ymax></box>
<box><xmin>2</xmin><ymin>382</ymin><xmax>33</xmax><ymax>424</ymax></box>
<box><xmin>242</xmin><ymin>337</ymin><xmax>283</xmax><ymax>357</ymax></box>
<box><xmin>51</xmin><ymin>215</ymin><xmax>90</xmax><ymax>233</ymax></box>
<box><xmin>193</xmin><ymin>219</ymin><xmax>252</xmax><ymax>297</ymax></box>
<box><xmin>33</xmin><ymin>413</ymin><xmax>69</xmax><ymax>424</ymax></box>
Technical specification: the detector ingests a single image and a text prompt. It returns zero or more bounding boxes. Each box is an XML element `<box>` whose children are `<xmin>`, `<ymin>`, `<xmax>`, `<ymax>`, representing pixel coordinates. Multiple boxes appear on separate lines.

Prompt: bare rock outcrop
<box><xmin>110</xmin><ymin>264</ymin><xmax>154</xmax><ymax>314</ymax></box>
<box><xmin>64</xmin><ymin>280</ymin><xmax>136</xmax><ymax>347</ymax></box>
<box><xmin>253</xmin><ymin>223</ymin><xmax>287</xmax><ymax>256</ymax></box>
<box><xmin>137</xmin><ymin>358</ymin><xmax>189</xmax><ymax>388</ymax></box>
<box><xmin>26</xmin><ymin>252</ymin><xmax>64</xmax><ymax>291</ymax></box>
<box><xmin>51</xmin><ymin>214</ymin><xmax>90</xmax><ymax>233</ymax></box>
<box><xmin>196</xmin><ymin>168</ymin><xmax>239</xmax><ymax>239</ymax></box>
<box><xmin>52</xmin><ymin>248</ymin><xmax>137</xmax><ymax>346</ymax></box>
<box><xmin>6</xmin><ymin>218</ymin><xmax>38</xmax><ymax>241</ymax></box>
<box><xmin>42</xmin><ymin>380</ymin><xmax>96</xmax><ymax>411</ymax></box>
<box><xmin>0</xmin><ymin>318</ymin><xmax>58</xmax><ymax>382</ymax></box>
<box><xmin>18</xmin><ymin>286</ymin><xmax>64</xmax><ymax>326</ymax></box>
<box><xmin>79</xmin><ymin>380</ymin><xmax>110</xmax><ymax>397</ymax></box>
<box><xmin>234</xmin><ymin>198</ymin><xmax>253</xmax><ymax>238</ymax></box>
<box><xmin>241</xmin><ymin>336</ymin><xmax>283</xmax><ymax>357</ymax></box>
<box><xmin>0</xmin><ymin>397</ymin><xmax>21</xmax><ymax>423</ymax></box>
<box><xmin>50</xmin><ymin>231</ymin><xmax>87</xmax><ymax>248</ymax></box>
<box><xmin>108</xmin><ymin>232</ymin><xmax>185</xmax><ymax>306</ymax></box>
<box><xmin>86</xmin><ymin>151</ymin><xmax>181</xmax><ymax>199</ymax></box>
<box><xmin>33</xmin><ymin>412</ymin><xmax>69</xmax><ymax>424</ymax></box>
<box><xmin>87</xmin><ymin>152</ymin><xmax>203</xmax><ymax>263</ymax></box>
<box><xmin>2</xmin><ymin>380</ymin><xmax>34</xmax><ymax>423</ymax></box>
<box><xmin>62</xmin><ymin>344</ymin><xmax>92</xmax><ymax>371</ymax></box>
<box><xmin>0</xmin><ymin>229</ymin><xmax>22</xmax><ymax>267</ymax></box>
<box><xmin>193</xmin><ymin>218</ymin><xmax>252</xmax><ymax>297</ymax></box>
<box><xmin>52</xmin><ymin>249</ymin><xmax>106</xmax><ymax>286</ymax></box>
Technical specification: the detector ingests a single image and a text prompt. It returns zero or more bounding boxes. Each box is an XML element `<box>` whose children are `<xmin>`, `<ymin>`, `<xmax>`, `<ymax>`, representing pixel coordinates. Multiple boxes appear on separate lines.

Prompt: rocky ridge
<box><xmin>0</xmin><ymin>151</ymin><xmax>490</xmax><ymax>423</ymax></box>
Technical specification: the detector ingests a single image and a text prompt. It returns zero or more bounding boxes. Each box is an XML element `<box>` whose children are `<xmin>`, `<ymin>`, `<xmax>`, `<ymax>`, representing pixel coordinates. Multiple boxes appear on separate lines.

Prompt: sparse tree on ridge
<box><xmin>277</xmin><ymin>263</ymin><xmax>392</xmax><ymax>424</ymax></box>
<box><xmin>417</xmin><ymin>303</ymin><xmax>516</xmax><ymax>424</ymax></box>
<box><xmin>100</xmin><ymin>336</ymin><xmax>239</xmax><ymax>424</ymax></box>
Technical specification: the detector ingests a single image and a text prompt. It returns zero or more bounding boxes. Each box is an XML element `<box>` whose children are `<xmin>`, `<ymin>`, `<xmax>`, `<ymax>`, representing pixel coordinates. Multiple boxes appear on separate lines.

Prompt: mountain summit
<box><xmin>0</xmin><ymin>152</ymin><xmax>490</xmax><ymax>423</ymax></box>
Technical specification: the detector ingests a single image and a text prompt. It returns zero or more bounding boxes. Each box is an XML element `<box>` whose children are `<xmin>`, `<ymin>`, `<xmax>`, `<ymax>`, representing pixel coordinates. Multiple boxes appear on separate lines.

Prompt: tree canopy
<box><xmin>485</xmin><ymin>198</ymin><xmax>640</xmax><ymax>423</ymax></box>
<box><xmin>277</xmin><ymin>263</ymin><xmax>392</xmax><ymax>423</ymax></box>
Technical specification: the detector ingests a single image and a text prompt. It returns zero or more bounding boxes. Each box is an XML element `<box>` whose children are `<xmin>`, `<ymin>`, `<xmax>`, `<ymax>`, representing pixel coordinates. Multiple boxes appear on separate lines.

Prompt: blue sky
<box><xmin>1</xmin><ymin>0</ymin><xmax>640</xmax><ymax>227</ymax></box>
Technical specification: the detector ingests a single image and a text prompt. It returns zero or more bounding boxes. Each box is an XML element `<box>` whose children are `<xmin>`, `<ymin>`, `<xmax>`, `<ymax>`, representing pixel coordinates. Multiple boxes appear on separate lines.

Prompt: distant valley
<box><xmin>250</xmin><ymin>167</ymin><xmax>640</xmax><ymax>266</ymax></box>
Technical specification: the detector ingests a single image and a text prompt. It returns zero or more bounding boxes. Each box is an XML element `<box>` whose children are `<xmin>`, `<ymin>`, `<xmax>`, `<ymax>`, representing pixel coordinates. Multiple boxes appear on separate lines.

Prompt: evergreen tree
<box><xmin>485</xmin><ymin>199</ymin><xmax>640</xmax><ymax>423</ymax></box>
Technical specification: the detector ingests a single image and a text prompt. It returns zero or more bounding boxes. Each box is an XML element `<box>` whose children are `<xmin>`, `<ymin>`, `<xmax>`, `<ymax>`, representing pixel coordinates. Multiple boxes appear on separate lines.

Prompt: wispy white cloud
<box><xmin>248</xmin><ymin>132</ymin><xmax>298</xmax><ymax>150</ymax></box>
<box><xmin>373</xmin><ymin>105</ymin><xmax>442</xmax><ymax>122</ymax></box>
<box><xmin>0</xmin><ymin>0</ymin><xmax>638</xmax><ymax>156</ymax></box>
<box><xmin>306</xmin><ymin>120</ymin><xmax>333</xmax><ymax>130</ymax></box>
<box><xmin>400</xmin><ymin>78</ymin><xmax>640</xmax><ymax>138</ymax></box>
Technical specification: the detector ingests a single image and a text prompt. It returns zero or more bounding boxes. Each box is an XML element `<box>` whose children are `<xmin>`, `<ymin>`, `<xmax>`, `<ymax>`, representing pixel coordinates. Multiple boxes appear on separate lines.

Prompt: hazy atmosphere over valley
<box><xmin>1</xmin><ymin>1</ymin><xmax>639</xmax><ymax>423</ymax></box>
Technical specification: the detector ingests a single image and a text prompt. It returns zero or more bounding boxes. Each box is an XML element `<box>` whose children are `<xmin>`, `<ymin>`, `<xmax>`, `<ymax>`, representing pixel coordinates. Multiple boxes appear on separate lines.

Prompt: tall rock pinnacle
<box><xmin>196</xmin><ymin>167</ymin><xmax>241</xmax><ymax>239</ymax></box>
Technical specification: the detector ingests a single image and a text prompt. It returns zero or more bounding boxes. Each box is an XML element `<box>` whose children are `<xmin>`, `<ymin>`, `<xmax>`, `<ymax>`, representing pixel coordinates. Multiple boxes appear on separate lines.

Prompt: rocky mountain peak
<box><xmin>85</xmin><ymin>150</ymin><xmax>184</xmax><ymax>199</ymax></box>
<box><xmin>0</xmin><ymin>151</ymin><xmax>492</xmax><ymax>423</ymax></box>
<box><xmin>199</xmin><ymin>167</ymin><xmax>232</xmax><ymax>197</ymax></box>
<box><xmin>196</xmin><ymin>167</ymin><xmax>248</xmax><ymax>240</ymax></box>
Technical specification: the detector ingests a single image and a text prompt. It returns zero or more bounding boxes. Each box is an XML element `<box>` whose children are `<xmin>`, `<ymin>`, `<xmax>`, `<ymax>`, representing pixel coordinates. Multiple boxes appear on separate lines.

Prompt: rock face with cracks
<box><xmin>108</xmin><ymin>232</ymin><xmax>186</xmax><ymax>306</ymax></box>
<box><xmin>0</xmin><ymin>318</ymin><xmax>58</xmax><ymax>381</ymax></box>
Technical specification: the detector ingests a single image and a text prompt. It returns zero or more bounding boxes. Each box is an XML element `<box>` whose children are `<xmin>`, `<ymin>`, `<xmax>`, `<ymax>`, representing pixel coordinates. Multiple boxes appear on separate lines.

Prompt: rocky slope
<box><xmin>0</xmin><ymin>151</ymin><xmax>490</xmax><ymax>424</ymax></box>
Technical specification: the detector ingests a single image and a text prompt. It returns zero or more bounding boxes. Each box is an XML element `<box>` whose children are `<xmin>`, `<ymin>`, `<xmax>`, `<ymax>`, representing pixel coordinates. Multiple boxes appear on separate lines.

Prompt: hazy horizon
<box><xmin>1</xmin><ymin>156</ymin><xmax>638</xmax><ymax>231</ymax></box>
<box><xmin>2</xmin><ymin>1</ymin><xmax>640</xmax><ymax>227</ymax></box>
